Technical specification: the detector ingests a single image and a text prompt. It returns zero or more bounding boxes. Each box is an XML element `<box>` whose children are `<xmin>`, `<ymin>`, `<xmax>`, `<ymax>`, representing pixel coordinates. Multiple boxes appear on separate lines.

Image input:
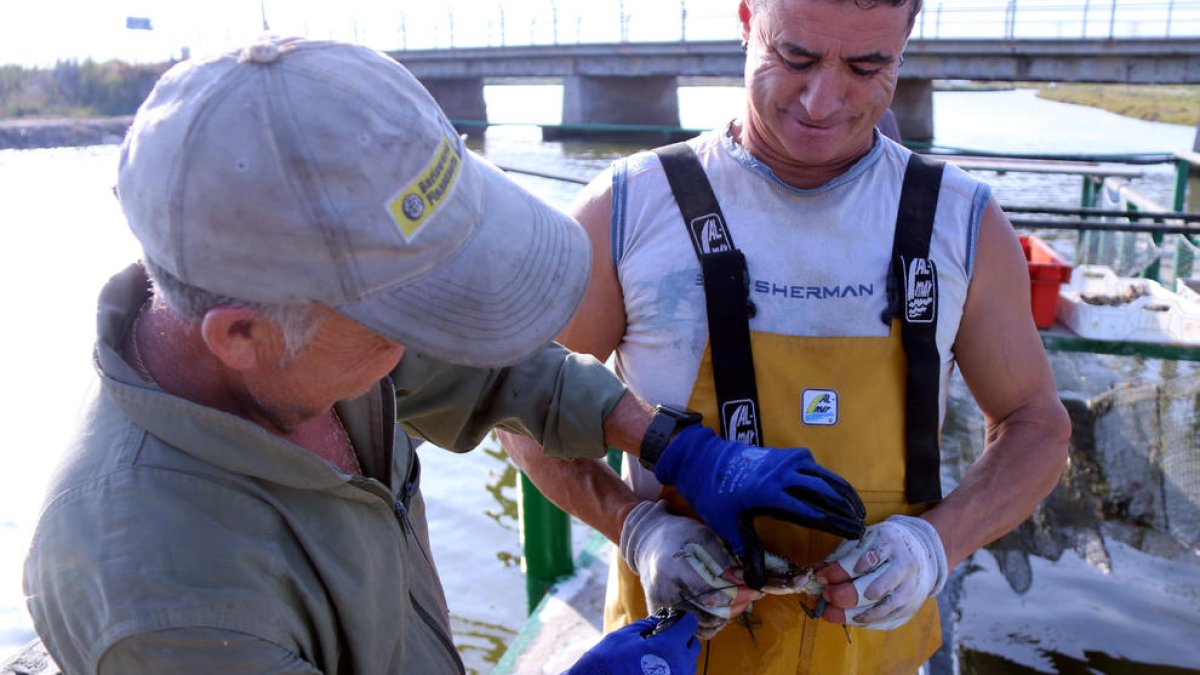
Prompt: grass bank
<box><xmin>1033</xmin><ymin>83</ymin><xmax>1200</xmax><ymax>126</ymax></box>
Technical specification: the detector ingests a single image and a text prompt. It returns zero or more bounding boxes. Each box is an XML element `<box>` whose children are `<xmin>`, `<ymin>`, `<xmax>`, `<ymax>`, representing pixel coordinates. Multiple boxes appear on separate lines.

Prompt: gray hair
<box><xmin>751</xmin><ymin>0</ymin><xmax>923</xmax><ymax>28</ymax></box>
<box><xmin>143</xmin><ymin>258</ymin><xmax>324</xmax><ymax>358</ymax></box>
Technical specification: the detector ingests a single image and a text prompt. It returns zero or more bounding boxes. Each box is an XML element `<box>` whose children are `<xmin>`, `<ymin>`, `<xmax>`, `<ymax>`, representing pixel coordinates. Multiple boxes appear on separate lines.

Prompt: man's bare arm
<box><xmin>820</xmin><ymin>199</ymin><xmax>1071</xmax><ymax>623</ymax></box>
<box><xmin>925</xmin><ymin>199</ymin><xmax>1072</xmax><ymax>567</ymax></box>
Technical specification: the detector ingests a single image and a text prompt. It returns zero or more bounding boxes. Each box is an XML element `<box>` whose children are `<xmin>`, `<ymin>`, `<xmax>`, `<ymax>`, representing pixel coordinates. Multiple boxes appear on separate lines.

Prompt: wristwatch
<box><xmin>639</xmin><ymin>404</ymin><xmax>703</xmax><ymax>470</ymax></box>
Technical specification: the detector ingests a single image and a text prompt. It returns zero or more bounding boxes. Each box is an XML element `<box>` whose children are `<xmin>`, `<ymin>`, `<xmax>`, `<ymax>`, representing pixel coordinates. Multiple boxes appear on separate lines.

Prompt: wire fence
<box><xmin>314</xmin><ymin>0</ymin><xmax>1200</xmax><ymax>52</ymax></box>
<box><xmin>45</xmin><ymin>0</ymin><xmax>1200</xmax><ymax>67</ymax></box>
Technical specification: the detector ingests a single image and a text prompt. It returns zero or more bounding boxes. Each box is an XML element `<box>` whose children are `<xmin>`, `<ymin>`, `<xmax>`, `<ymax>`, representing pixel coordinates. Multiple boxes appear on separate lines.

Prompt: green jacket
<box><xmin>23</xmin><ymin>265</ymin><xmax>625</xmax><ymax>674</ymax></box>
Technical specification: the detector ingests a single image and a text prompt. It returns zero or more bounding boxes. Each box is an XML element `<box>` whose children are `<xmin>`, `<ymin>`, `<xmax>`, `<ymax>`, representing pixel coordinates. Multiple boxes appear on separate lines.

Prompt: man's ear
<box><xmin>200</xmin><ymin>307</ymin><xmax>280</xmax><ymax>371</ymax></box>
<box><xmin>738</xmin><ymin>0</ymin><xmax>753</xmax><ymax>42</ymax></box>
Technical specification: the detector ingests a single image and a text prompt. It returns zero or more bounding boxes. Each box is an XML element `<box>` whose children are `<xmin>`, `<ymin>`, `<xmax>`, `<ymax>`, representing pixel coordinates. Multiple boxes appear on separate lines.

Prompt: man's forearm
<box><xmin>498</xmin><ymin>391</ymin><xmax>661</xmax><ymax>541</ymax></box>
<box><xmin>601</xmin><ymin>390</ymin><xmax>656</xmax><ymax>457</ymax></box>
<box><xmin>924</xmin><ymin>400</ymin><xmax>1070</xmax><ymax>567</ymax></box>
<box><xmin>499</xmin><ymin>429</ymin><xmax>641</xmax><ymax>542</ymax></box>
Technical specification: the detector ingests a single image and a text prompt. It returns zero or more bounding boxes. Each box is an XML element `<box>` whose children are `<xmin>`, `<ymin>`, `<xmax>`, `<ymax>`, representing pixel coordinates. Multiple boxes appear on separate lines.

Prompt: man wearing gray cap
<box><xmin>22</xmin><ymin>37</ymin><xmax>866</xmax><ymax>674</ymax></box>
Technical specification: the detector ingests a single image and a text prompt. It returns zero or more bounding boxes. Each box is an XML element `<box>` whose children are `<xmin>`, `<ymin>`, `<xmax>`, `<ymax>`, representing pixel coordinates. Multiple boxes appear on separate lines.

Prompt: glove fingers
<box><xmin>778</xmin><ymin>474</ymin><xmax>866</xmax><ymax>523</ymax></box>
<box><xmin>850</xmin><ymin>562</ymin><xmax>890</xmax><ymax>608</ymax></box>
<box><xmin>793</xmin><ymin>467</ymin><xmax>867</xmax><ymax>518</ymax></box>
<box><xmin>845</xmin><ymin>590</ymin><xmax>909</xmax><ymax>628</ymax></box>
<box><xmin>751</xmin><ymin>505</ymin><xmax>866</xmax><ymax>541</ymax></box>
<box><xmin>736</xmin><ymin>515</ymin><xmax>767</xmax><ymax>590</ymax></box>
<box><xmin>826</xmin><ymin>528</ymin><xmax>884</xmax><ymax>576</ymax></box>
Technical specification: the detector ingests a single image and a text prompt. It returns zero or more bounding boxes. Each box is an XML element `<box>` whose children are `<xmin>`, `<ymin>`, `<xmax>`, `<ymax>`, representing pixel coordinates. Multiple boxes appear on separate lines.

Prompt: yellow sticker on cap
<box><xmin>387</xmin><ymin>134</ymin><xmax>462</xmax><ymax>240</ymax></box>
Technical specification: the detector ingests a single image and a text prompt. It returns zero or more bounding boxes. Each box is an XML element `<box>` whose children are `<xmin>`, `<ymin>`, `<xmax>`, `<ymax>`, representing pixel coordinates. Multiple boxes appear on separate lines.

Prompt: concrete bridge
<box><xmin>388</xmin><ymin>38</ymin><xmax>1200</xmax><ymax>141</ymax></box>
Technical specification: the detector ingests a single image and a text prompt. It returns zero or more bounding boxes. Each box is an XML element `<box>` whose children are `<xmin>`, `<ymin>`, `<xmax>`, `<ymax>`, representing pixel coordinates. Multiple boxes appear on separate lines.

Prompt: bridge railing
<box><xmin>330</xmin><ymin>0</ymin><xmax>1200</xmax><ymax>52</ymax></box>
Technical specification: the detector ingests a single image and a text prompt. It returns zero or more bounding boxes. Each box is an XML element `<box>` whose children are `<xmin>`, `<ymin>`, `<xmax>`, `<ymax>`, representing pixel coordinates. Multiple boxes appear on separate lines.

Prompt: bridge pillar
<box><xmin>418</xmin><ymin>77</ymin><xmax>487</xmax><ymax>125</ymax></box>
<box><xmin>562</xmin><ymin>75</ymin><xmax>680</xmax><ymax>128</ymax></box>
<box><xmin>891</xmin><ymin>78</ymin><xmax>934</xmax><ymax>143</ymax></box>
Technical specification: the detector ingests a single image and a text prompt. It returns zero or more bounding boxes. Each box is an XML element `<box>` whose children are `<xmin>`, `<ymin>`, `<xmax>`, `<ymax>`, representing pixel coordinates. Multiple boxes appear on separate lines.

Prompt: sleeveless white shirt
<box><xmin>610</xmin><ymin>126</ymin><xmax>992</xmax><ymax>497</ymax></box>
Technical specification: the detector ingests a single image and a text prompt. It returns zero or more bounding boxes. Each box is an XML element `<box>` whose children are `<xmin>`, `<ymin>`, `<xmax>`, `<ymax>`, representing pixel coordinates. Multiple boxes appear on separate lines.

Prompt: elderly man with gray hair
<box><xmin>22</xmin><ymin>36</ymin><xmax>868</xmax><ymax>675</ymax></box>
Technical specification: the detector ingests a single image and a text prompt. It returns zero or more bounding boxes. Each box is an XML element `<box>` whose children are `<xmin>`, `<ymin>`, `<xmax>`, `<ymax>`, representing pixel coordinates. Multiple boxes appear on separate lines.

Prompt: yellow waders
<box><xmin>605</xmin><ymin>327</ymin><xmax>942</xmax><ymax>674</ymax></box>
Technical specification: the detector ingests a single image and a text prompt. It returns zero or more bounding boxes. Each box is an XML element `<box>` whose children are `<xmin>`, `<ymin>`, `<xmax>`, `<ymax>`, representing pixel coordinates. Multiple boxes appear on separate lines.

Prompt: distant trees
<box><xmin>0</xmin><ymin>60</ymin><xmax>172</xmax><ymax>119</ymax></box>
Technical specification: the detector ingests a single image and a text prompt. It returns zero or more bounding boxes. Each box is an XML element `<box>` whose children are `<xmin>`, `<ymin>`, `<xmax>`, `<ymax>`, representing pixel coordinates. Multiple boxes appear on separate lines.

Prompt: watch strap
<box><xmin>639</xmin><ymin>405</ymin><xmax>702</xmax><ymax>470</ymax></box>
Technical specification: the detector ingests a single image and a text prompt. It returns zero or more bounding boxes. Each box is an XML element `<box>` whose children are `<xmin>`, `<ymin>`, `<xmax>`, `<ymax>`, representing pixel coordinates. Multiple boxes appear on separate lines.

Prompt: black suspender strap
<box><xmin>654</xmin><ymin>143</ymin><xmax>764</xmax><ymax>445</ymax></box>
<box><xmin>654</xmin><ymin>143</ymin><xmax>946</xmax><ymax>505</ymax></box>
<box><xmin>890</xmin><ymin>152</ymin><xmax>946</xmax><ymax>505</ymax></box>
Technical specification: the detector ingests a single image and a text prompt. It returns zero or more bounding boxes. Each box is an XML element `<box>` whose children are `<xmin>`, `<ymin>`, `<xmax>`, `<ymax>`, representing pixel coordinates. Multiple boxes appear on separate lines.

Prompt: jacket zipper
<box><xmin>410</xmin><ymin>589</ymin><xmax>466</xmax><ymax>673</ymax></box>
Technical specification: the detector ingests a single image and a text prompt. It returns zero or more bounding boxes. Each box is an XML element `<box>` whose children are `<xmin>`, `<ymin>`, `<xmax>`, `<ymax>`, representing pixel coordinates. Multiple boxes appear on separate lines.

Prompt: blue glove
<box><xmin>565</xmin><ymin>610</ymin><xmax>700</xmax><ymax>675</ymax></box>
<box><xmin>654</xmin><ymin>425</ymin><xmax>867</xmax><ymax>589</ymax></box>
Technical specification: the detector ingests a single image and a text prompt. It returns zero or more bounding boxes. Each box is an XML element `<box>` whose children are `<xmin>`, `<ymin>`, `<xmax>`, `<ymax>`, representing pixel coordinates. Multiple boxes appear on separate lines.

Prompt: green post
<box><xmin>606</xmin><ymin>447</ymin><xmax>623</xmax><ymax>474</ymax></box>
<box><xmin>518</xmin><ymin>471</ymin><xmax>573</xmax><ymax>614</ymax></box>
<box><xmin>1081</xmin><ymin>174</ymin><xmax>1099</xmax><ymax>209</ymax></box>
<box><xmin>1175</xmin><ymin>158</ymin><xmax>1190</xmax><ymax>213</ymax></box>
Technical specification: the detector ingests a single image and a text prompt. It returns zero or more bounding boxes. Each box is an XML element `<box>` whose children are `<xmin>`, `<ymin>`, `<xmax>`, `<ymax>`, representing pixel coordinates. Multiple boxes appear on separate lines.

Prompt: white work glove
<box><xmin>824</xmin><ymin>514</ymin><xmax>947</xmax><ymax>631</ymax></box>
<box><xmin>620</xmin><ymin>500</ymin><xmax>758</xmax><ymax>639</ymax></box>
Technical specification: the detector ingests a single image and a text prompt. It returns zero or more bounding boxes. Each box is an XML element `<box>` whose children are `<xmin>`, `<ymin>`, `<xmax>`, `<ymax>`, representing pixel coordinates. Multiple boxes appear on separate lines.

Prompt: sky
<box><xmin>1</xmin><ymin>0</ymin><xmax>1198</xmax><ymax>68</ymax></box>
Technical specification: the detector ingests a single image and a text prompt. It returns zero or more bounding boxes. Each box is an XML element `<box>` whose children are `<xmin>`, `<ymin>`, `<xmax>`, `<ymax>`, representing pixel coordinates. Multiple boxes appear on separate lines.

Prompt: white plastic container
<box><xmin>1056</xmin><ymin>265</ymin><xmax>1200</xmax><ymax>344</ymax></box>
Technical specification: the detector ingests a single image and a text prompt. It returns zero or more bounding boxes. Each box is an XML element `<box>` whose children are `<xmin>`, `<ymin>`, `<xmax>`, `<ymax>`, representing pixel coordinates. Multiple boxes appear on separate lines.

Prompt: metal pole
<box><xmin>619</xmin><ymin>0</ymin><xmax>627</xmax><ymax>41</ymax></box>
<box><xmin>1166</xmin><ymin>0</ymin><xmax>1175</xmax><ymax>37</ymax></box>
<box><xmin>518</xmin><ymin>471</ymin><xmax>572</xmax><ymax>614</ymax></box>
<box><xmin>552</xmin><ymin>0</ymin><xmax>559</xmax><ymax>45</ymax></box>
<box><xmin>399</xmin><ymin>12</ymin><xmax>407</xmax><ymax>50</ymax></box>
<box><xmin>260</xmin><ymin>0</ymin><xmax>270</xmax><ymax>31</ymax></box>
<box><xmin>681</xmin><ymin>0</ymin><xmax>688</xmax><ymax>42</ymax></box>
<box><xmin>1082</xmin><ymin>0</ymin><xmax>1090</xmax><ymax>38</ymax></box>
<box><xmin>499</xmin><ymin>4</ymin><xmax>506</xmax><ymax>46</ymax></box>
<box><xmin>1108</xmin><ymin>0</ymin><xmax>1118</xmax><ymax>39</ymax></box>
<box><xmin>448</xmin><ymin>8</ymin><xmax>455</xmax><ymax>48</ymax></box>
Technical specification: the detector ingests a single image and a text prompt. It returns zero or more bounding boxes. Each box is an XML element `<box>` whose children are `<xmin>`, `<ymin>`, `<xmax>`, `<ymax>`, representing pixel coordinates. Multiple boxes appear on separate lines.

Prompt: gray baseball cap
<box><xmin>117</xmin><ymin>36</ymin><xmax>590</xmax><ymax>367</ymax></box>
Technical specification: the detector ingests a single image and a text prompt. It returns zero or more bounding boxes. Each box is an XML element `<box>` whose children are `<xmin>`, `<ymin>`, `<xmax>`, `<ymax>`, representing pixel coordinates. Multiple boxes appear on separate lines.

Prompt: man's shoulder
<box><xmin>619</xmin><ymin>128</ymin><xmax>726</xmax><ymax>181</ymax></box>
<box><xmin>26</xmin><ymin>454</ymin><xmax>301</xmax><ymax>673</ymax></box>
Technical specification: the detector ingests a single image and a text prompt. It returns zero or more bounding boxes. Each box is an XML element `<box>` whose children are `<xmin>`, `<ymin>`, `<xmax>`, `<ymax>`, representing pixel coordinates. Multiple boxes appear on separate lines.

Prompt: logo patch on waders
<box><xmin>688</xmin><ymin>213</ymin><xmax>733</xmax><ymax>254</ymax></box>
<box><xmin>801</xmin><ymin>389</ymin><xmax>839</xmax><ymax>426</ymax></box>
<box><xmin>721</xmin><ymin>398</ymin><xmax>761</xmax><ymax>445</ymax></box>
<box><xmin>903</xmin><ymin>257</ymin><xmax>938</xmax><ymax>324</ymax></box>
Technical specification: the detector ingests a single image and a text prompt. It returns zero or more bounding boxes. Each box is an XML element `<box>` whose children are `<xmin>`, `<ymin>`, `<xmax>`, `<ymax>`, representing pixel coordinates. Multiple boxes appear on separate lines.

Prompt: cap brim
<box><xmin>337</xmin><ymin>154</ymin><xmax>591</xmax><ymax>368</ymax></box>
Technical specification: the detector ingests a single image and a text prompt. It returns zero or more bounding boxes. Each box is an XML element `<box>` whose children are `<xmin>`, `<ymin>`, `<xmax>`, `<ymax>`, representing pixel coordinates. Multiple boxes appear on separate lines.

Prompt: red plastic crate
<box><xmin>1020</xmin><ymin>235</ymin><xmax>1073</xmax><ymax>329</ymax></box>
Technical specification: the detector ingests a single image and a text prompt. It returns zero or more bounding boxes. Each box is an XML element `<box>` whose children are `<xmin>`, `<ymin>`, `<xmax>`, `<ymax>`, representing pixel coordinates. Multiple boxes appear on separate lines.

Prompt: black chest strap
<box><xmin>654</xmin><ymin>143</ymin><xmax>945</xmax><ymax>504</ymax></box>
<box><xmin>654</xmin><ymin>142</ymin><xmax>764</xmax><ymax>445</ymax></box>
<box><xmin>889</xmin><ymin>152</ymin><xmax>946</xmax><ymax>504</ymax></box>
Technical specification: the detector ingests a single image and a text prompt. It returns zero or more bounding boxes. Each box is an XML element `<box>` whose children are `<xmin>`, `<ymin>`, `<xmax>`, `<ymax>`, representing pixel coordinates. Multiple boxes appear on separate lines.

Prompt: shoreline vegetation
<box><xmin>0</xmin><ymin>59</ymin><xmax>1196</xmax><ymax>149</ymax></box>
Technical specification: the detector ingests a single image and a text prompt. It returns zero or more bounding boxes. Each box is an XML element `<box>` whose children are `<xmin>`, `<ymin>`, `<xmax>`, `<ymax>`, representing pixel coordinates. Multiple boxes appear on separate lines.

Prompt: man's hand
<box><xmin>817</xmin><ymin>515</ymin><xmax>948</xmax><ymax>630</ymax></box>
<box><xmin>621</xmin><ymin>500</ymin><xmax>761</xmax><ymax>639</ymax></box>
<box><xmin>565</xmin><ymin>610</ymin><xmax>701</xmax><ymax>675</ymax></box>
<box><xmin>653</xmin><ymin>425</ymin><xmax>867</xmax><ymax>589</ymax></box>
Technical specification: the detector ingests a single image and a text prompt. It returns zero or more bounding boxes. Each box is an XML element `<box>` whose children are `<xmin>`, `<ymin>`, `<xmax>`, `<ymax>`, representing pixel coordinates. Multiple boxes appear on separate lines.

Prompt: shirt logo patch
<box><xmin>386</xmin><ymin>134</ymin><xmax>462</xmax><ymax>240</ymax></box>
<box><xmin>721</xmin><ymin>399</ymin><xmax>761</xmax><ymax>445</ymax></box>
<box><xmin>903</xmin><ymin>257</ymin><xmax>938</xmax><ymax>324</ymax></box>
<box><xmin>688</xmin><ymin>213</ymin><xmax>733</xmax><ymax>254</ymax></box>
<box><xmin>801</xmin><ymin>389</ymin><xmax>839</xmax><ymax>426</ymax></box>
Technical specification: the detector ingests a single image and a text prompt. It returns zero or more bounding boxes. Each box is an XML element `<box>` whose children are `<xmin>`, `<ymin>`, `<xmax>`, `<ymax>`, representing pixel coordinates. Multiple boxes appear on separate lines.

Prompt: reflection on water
<box><xmin>449</xmin><ymin>614</ymin><xmax>517</xmax><ymax>675</ymax></box>
<box><xmin>941</xmin><ymin>353</ymin><xmax>1200</xmax><ymax>672</ymax></box>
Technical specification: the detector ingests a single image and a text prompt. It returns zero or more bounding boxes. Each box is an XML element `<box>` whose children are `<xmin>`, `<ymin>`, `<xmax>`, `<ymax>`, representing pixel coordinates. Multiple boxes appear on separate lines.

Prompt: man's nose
<box><xmin>798</xmin><ymin>66</ymin><xmax>847</xmax><ymax>123</ymax></box>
